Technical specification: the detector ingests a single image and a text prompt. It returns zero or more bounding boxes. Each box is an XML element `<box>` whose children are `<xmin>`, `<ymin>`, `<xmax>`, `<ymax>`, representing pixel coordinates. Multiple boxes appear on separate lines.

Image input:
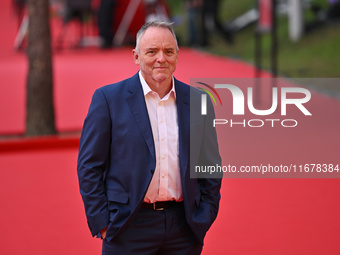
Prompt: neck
<box><xmin>143</xmin><ymin>75</ymin><xmax>173</xmax><ymax>99</ymax></box>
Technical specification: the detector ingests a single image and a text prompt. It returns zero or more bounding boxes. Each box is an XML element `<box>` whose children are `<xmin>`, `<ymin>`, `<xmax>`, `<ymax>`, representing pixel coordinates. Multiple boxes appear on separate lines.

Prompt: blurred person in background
<box><xmin>327</xmin><ymin>0</ymin><xmax>340</xmax><ymax>20</ymax></box>
<box><xmin>186</xmin><ymin>0</ymin><xmax>203</xmax><ymax>46</ymax></box>
<box><xmin>201</xmin><ymin>0</ymin><xmax>233</xmax><ymax>46</ymax></box>
<box><xmin>144</xmin><ymin>0</ymin><xmax>170</xmax><ymax>22</ymax></box>
<box><xmin>12</xmin><ymin>0</ymin><xmax>26</xmax><ymax>29</ymax></box>
<box><xmin>97</xmin><ymin>0</ymin><xmax>116</xmax><ymax>48</ymax></box>
<box><xmin>186</xmin><ymin>0</ymin><xmax>233</xmax><ymax>47</ymax></box>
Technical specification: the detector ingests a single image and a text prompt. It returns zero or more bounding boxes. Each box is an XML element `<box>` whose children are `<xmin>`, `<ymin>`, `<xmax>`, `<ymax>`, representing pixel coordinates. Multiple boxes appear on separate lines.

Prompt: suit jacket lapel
<box><xmin>126</xmin><ymin>74</ymin><xmax>156</xmax><ymax>160</ymax></box>
<box><xmin>126</xmin><ymin>75</ymin><xmax>189</xmax><ymax>171</ymax></box>
<box><xmin>175</xmin><ymin>79</ymin><xmax>190</xmax><ymax>178</ymax></box>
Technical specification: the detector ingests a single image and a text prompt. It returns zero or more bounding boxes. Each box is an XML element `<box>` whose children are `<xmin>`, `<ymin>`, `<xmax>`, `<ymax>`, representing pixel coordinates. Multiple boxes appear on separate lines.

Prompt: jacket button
<box><xmin>150</xmin><ymin>169</ymin><xmax>154</xmax><ymax>174</ymax></box>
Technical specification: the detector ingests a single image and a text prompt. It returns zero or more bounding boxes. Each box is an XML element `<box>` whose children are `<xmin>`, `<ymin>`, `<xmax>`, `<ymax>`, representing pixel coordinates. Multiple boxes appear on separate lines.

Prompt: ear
<box><xmin>132</xmin><ymin>49</ymin><xmax>140</xmax><ymax>66</ymax></box>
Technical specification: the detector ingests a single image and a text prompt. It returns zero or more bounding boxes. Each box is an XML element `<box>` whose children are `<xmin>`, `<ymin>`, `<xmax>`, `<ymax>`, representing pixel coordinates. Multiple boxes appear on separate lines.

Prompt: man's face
<box><xmin>133</xmin><ymin>27</ymin><xmax>179</xmax><ymax>84</ymax></box>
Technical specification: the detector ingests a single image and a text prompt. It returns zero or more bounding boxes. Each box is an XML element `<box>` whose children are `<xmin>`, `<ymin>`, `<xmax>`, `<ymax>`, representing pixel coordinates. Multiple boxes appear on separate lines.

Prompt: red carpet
<box><xmin>1</xmin><ymin>0</ymin><xmax>340</xmax><ymax>254</ymax></box>
<box><xmin>0</xmin><ymin>47</ymin><xmax>261</xmax><ymax>135</ymax></box>
<box><xmin>0</xmin><ymin>0</ymin><xmax>261</xmax><ymax>135</ymax></box>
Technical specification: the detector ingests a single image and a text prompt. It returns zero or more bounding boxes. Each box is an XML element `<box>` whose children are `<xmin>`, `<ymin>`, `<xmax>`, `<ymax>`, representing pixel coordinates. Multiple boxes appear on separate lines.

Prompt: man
<box><xmin>77</xmin><ymin>21</ymin><xmax>222</xmax><ymax>254</ymax></box>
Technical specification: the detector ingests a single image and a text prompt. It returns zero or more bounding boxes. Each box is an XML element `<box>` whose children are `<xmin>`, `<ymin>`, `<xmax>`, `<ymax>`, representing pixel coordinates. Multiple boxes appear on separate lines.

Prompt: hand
<box><xmin>100</xmin><ymin>226</ymin><xmax>108</xmax><ymax>239</ymax></box>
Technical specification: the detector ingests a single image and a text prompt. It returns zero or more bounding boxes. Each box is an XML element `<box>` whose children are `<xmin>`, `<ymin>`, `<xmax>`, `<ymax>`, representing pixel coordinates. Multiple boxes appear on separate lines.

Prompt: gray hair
<box><xmin>135</xmin><ymin>21</ymin><xmax>179</xmax><ymax>53</ymax></box>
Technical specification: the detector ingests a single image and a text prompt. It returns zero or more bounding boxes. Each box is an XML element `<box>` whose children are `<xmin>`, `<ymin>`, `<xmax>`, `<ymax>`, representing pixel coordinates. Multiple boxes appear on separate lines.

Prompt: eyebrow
<box><xmin>145</xmin><ymin>47</ymin><xmax>176</xmax><ymax>51</ymax></box>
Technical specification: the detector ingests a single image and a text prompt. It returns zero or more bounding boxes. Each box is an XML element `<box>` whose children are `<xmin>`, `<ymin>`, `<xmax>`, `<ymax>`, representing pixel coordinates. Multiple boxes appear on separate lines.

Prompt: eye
<box><xmin>146</xmin><ymin>50</ymin><xmax>156</xmax><ymax>55</ymax></box>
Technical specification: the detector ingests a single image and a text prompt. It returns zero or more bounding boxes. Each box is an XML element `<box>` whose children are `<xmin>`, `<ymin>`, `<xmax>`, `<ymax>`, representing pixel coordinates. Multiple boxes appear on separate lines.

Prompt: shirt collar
<box><xmin>138</xmin><ymin>71</ymin><xmax>176</xmax><ymax>99</ymax></box>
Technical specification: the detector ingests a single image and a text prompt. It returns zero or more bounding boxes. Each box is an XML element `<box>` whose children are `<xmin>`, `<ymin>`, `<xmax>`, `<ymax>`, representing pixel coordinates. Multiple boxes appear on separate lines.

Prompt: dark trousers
<box><xmin>102</xmin><ymin>204</ymin><xmax>202</xmax><ymax>255</ymax></box>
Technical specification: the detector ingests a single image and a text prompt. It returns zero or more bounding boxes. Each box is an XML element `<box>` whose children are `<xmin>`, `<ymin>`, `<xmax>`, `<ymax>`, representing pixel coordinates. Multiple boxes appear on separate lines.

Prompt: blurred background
<box><xmin>6</xmin><ymin>0</ymin><xmax>340</xmax><ymax>137</ymax></box>
<box><xmin>171</xmin><ymin>0</ymin><xmax>340</xmax><ymax>96</ymax></box>
<box><xmin>170</xmin><ymin>0</ymin><xmax>340</xmax><ymax>78</ymax></box>
<box><xmin>12</xmin><ymin>0</ymin><xmax>340</xmax><ymax>78</ymax></box>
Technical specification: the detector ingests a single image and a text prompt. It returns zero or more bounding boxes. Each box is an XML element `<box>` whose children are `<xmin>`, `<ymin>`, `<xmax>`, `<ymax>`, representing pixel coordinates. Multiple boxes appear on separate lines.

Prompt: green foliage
<box><xmin>169</xmin><ymin>0</ymin><xmax>340</xmax><ymax>78</ymax></box>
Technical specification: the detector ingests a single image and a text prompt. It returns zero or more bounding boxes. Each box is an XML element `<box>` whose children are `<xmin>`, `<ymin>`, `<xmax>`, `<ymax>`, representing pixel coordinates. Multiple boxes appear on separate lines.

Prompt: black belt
<box><xmin>141</xmin><ymin>201</ymin><xmax>183</xmax><ymax>211</ymax></box>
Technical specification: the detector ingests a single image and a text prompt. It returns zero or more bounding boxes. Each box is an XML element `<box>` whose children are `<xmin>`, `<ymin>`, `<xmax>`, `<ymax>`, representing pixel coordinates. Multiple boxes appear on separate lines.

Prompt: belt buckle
<box><xmin>153</xmin><ymin>203</ymin><xmax>165</xmax><ymax>211</ymax></box>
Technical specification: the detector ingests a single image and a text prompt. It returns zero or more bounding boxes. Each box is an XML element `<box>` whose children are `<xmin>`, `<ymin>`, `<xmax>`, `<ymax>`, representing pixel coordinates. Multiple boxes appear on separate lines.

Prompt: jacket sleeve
<box><xmin>200</xmin><ymin>89</ymin><xmax>222</xmax><ymax>201</ymax></box>
<box><xmin>191</xmin><ymin>89</ymin><xmax>222</xmax><ymax>242</ymax></box>
<box><xmin>77</xmin><ymin>88</ymin><xmax>111</xmax><ymax>237</ymax></box>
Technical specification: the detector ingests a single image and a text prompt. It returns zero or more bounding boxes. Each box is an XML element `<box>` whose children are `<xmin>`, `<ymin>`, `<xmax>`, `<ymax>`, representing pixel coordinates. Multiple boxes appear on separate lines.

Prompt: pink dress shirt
<box><xmin>139</xmin><ymin>71</ymin><xmax>183</xmax><ymax>203</ymax></box>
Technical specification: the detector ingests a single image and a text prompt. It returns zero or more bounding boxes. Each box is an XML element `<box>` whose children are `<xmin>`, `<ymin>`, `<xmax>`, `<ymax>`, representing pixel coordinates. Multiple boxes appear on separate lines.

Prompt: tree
<box><xmin>26</xmin><ymin>0</ymin><xmax>56</xmax><ymax>136</ymax></box>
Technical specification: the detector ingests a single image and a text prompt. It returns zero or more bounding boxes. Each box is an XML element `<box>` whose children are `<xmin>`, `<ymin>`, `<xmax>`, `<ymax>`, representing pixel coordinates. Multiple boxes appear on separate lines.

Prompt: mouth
<box><xmin>154</xmin><ymin>66</ymin><xmax>168</xmax><ymax>69</ymax></box>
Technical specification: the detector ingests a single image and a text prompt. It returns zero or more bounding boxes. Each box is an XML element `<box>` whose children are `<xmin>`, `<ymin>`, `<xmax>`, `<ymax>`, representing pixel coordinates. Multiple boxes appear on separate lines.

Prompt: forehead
<box><xmin>139</xmin><ymin>27</ymin><xmax>176</xmax><ymax>49</ymax></box>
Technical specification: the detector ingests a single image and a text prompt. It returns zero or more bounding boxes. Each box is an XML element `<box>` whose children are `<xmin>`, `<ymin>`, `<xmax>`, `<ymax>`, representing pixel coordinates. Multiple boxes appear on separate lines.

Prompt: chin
<box><xmin>153</xmin><ymin>74</ymin><xmax>170</xmax><ymax>82</ymax></box>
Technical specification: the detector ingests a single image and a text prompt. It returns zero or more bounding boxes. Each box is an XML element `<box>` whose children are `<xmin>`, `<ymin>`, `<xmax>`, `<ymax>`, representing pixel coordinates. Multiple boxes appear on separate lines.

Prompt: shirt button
<box><xmin>162</xmin><ymin>155</ymin><xmax>166</xmax><ymax>160</ymax></box>
<box><xmin>161</xmin><ymin>137</ymin><xmax>165</xmax><ymax>141</ymax></box>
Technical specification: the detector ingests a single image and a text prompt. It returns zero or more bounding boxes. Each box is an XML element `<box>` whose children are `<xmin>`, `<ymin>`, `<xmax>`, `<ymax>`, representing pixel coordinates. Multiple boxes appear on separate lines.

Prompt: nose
<box><xmin>156</xmin><ymin>51</ymin><xmax>166</xmax><ymax>63</ymax></box>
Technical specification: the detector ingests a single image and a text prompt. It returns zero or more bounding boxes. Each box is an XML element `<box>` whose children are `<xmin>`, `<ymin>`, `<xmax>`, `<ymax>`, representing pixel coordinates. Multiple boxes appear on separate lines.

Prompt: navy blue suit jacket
<box><xmin>77</xmin><ymin>73</ymin><xmax>222</xmax><ymax>244</ymax></box>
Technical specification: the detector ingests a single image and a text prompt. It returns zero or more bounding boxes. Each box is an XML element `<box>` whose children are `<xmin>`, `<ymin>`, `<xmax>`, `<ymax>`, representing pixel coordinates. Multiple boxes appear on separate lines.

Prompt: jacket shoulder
<box><xmin>97</xmin><ymin>76</ymin><xmax>134</xmax><ymax>94</ymax></box>
<box><xmin>174</xmin><ymin>78</ymin><xmax>203</xmax><ymax>95</ymax></box>
<box><xmin>92</xmin><ymin>73</ymin><xmax>140</xmax><ymax>99</ymax></box>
